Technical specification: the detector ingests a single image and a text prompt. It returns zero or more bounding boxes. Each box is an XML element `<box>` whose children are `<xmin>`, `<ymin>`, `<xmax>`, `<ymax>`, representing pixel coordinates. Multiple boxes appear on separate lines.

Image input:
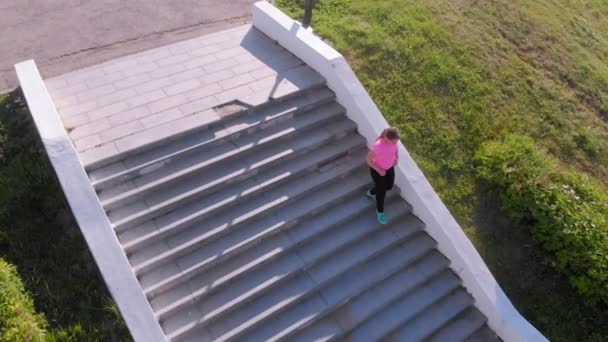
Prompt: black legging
<box><xmin>369</xmin><ymin>167</ymin><xmax>395</xmax><ymax>213</ymax></box>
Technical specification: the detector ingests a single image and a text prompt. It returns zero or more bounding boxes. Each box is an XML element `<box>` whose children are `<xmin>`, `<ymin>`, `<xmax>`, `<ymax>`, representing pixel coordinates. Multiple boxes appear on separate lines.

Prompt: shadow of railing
<box><xmin>238</xmin><ymin>26</ymin><xmax>318</xmax><ymax>101</ymax></box>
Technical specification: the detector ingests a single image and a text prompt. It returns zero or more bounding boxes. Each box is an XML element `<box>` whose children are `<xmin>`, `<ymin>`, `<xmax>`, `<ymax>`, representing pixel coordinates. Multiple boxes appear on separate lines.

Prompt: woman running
<box><xmin>366</xmin><ymin>127</ymin><xmax>399</xmax><ymax>224</ymax></box>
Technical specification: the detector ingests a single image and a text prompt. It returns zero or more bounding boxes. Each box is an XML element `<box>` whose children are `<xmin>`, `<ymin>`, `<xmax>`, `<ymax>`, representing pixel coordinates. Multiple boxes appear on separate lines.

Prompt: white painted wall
<box><xmin>252</xmin><ymin>2</ymin><xmax>547</xmax><ymax>341</ymax></box>
<box><xmin>14</xmin><ymin>60</ymin><xmax>166</xmax><ymax>342</ymax></box>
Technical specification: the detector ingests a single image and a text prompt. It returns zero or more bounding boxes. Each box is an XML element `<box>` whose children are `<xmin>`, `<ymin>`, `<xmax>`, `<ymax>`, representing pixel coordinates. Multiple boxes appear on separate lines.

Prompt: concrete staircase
<box><xmin>87</xmin><ymin>84</ymin><xmax>500</xmax><ymax>342</ymax></box>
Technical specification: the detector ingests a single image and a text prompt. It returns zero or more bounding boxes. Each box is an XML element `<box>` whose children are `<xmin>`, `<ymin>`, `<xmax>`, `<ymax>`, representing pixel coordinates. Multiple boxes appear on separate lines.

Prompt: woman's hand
<box><xmin>367</xmin><ymin>150</ymin><xmax>386</xmax><ymax>176</ymax></box>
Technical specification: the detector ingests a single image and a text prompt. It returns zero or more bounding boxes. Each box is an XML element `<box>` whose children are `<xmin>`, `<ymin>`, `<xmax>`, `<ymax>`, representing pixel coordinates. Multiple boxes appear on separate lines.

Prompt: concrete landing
<box><xmin>44</xmin><ymin>24</ymin><xmax>324</xmax><ymax>167</ymax></box>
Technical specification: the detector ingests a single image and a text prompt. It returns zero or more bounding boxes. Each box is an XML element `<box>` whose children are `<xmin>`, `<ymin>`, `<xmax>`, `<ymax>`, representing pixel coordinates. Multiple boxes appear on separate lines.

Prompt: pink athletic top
<box><xmin>372</xmin><ymin>138</ymin><xmax>397</xmax><ymax>170</ymax></box>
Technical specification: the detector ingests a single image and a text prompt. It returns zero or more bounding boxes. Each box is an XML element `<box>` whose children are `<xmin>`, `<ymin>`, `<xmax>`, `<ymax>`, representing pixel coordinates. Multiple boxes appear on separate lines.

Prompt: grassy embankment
<box><xmin>0</xmin><ymin>92</ymin><xmax>131</xmax><ymax>341</ymax></box>
<box><xmin>277</xmin><ymin>1</ymin><xmax>608</xmax><ymax>341</ymax></box>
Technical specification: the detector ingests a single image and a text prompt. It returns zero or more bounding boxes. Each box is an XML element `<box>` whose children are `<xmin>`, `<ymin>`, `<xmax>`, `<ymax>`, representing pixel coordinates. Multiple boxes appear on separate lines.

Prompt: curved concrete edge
<box><xmin>252</xmin><ymin>2</ymin><xmax>547</xmax><ymax>341</ymax></box>
<box><xmin>14</xmin><ymin>60</ymin><xmax>166</xmax><ymax>342</ymax></box>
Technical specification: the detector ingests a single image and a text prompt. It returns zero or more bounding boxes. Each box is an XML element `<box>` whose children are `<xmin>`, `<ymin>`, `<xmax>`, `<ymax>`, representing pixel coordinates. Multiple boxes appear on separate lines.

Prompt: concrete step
<box><xmin>140</xmin><ymin>168</ymin><xmax>375</xmax><ymax>300</ymax></box>
<box><xmin>121</xmin><ymin>141</ymin><xmax>366</xmax><ymax>260</ymax></box>
<box><xmin>89</xmin><ymin>87</ymin><xmax>336</xmax><ymax>190</ymax></box>
<box><xmin>132</xmin><ymin>153</ymin><xmax>367</xmax><ymax>294</ymax></box>
<box><xmin>242</xmin><ymin>232</ymin><xmax>438</xmax><ymax>342</ymax></box>
<box><xmin>129</xmin><ymin>144</ymin><xmax>367</xmax><ymax>276</ymax></box>
<box><xmin>104</xmin><ymin>113</ymin><xmax>354</xmax><ymax>230</ymax></box>
<box><xmin>150</xmin><ymin>189</ymin><xmax>402</xmax><ymax>321</ymax></box>
<box><xmin>289</xmin><ymin>251</ymin><xmax>451</xmax><ymax>342</ymax></box>
<box><xmin>466</xmin><ymin>326</ymin><xmax>503</xmax><ymax>342</ymax></box>
<box><xmin>387</xmin><ymin>289</ymin><xmax>474</xmax><ymax>341</ymax></box>
<box><xmin>427</xmin><ymin>307</ymin><xmax>487</xmax><ymax>342</ymax></box>
<box><xmin>116</xmin><ymin>131</ymin><xmax>364</xmax><ymax>249</ymax></box>
<box><xmin>209</xmin><ymin>228</ymin><xmax>428</xmax><ymax>342</ymax></box>
<box><xmin>156</xmin><ymin>197</ymin><xmax>408</xmax><ymax>334</ymax></box>
<box><xmin>101</xmin><ymin>101</ymin><xmax>348</xmax><ymax>213</ymax></box>
<box><xmin>109</xmin><ymin>116</ymin><xmax>359</xmax><ymax>234</ymax></box>
<box><xmin>169</xmin><ymin>204</ymin><xmax>420</xmax><ymax>341</ymax></box>
<box><xmin>338</xmin><ymin>270</ymin><xmax>461</xmax><ymax>342</ymax></box>
<box><xmin>85</xmin><ymin>83</ymin><xmax>330</xmax><ymax>171</ymax></box>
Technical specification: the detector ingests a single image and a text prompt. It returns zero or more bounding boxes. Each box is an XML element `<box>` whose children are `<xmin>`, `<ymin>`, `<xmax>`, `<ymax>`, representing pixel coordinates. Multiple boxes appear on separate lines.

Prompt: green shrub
<box><xmin>476</xmin><ymin>135</ymin><xmax>608</xmax><ymax>304</ymax></box>
<box><xmin>0</xmin><ymin>259</ymin><xmax>47</xmax><ymax>341</ymax></box>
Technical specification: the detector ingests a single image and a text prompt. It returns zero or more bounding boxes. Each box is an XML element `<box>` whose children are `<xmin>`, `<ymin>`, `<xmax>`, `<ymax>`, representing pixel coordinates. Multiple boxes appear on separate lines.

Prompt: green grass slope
<box><xmin>0</xmin><ymin>93</ymin><xmax>131</xmax><ymax>341</ymax></box>
<box><xmin>277</xmin><ymin>1</ymin><xmax>608</xmax><ymax>341</ymax></box>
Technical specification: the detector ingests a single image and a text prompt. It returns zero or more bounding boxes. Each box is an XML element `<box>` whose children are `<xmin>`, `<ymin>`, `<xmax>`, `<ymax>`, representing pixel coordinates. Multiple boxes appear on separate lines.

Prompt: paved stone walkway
<box><xmin>1</xmin><ymin>0</ymin><xmax>258</xmax><ymax>93</ymax></box>
<box><xmin>45</xmin><ymin>24</ymin><xmax>324</xmax><ymax>167</ymax></box>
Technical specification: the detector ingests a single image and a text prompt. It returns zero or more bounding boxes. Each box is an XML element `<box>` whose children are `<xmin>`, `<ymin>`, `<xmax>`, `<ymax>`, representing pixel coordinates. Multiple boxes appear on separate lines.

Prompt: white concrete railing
<box><xmin>252</xmin><ymin>2</ymin><xmax>547</xmax><ymax>341</ymax></box>
<box><xmin>14</xmin><ymin>60</ymin><xmax>166</xmax><ymax>342</ymax></box>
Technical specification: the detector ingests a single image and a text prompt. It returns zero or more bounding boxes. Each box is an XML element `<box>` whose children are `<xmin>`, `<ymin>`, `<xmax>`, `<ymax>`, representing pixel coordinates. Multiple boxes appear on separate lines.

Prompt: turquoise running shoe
<box><xmin>365</xmin><ymin>190</ymin><xmax>376</xmax><ymax>200</ymax></box>
<box><xmin>377</xmin><ymin>211</ymin><xmax>387</xmax><ymax>225</ymax></box>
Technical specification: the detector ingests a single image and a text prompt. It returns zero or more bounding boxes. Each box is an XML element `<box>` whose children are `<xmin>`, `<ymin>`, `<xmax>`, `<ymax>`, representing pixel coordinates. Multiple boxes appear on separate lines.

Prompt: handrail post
<box><xmin>303</xmin><ymin>0</ymin><xmax>314</xmax><ymax>28</ymax></box>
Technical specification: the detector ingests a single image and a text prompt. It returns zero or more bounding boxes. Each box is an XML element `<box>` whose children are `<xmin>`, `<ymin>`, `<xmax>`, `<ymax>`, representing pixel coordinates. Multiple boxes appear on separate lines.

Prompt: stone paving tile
<box><xmin>46</xmin><ymin>24</ymin><xmax>324</xmax><ymax>164</ymax></box>
<box><xmin>70</xmin><ymin>118</ymin><xmax>111</xmax><ymax>140</ymax></box>
<box><xmin>203</xmin><ymin>58</ymin><xmax>240</xmax><ymax>74</ymax></box>
<box><xmin>114</xmin><ymin>73</ymin><xmax>153</xmax><ymax>90</ymax></box>
<box><xmin>189</xmin><ymin>44</ymin><xmax>224</xmax><ymax>58</ymax></box>
<box><xmin>65</xmin><ymin>69</ymin><xmax>106</xmax><ymax>86</ymax></box>
<box><xmin>88</xmin><ymin>102</ymin><xmax>130</xmax><ymax>121</ymax></box>
<box><xmin>99</xmin><ymin>120</ymin><xmax>145</xmax><ymax>144</ymax></box>
<box><xmin>45</xmin><ymin>78</ymin><xmax>68</xmax><ymax>91</ymax></box>
<box><xmin>74</xmin><ymin>134</ymin><xmax>102</xmax><ymax>151</ymax></box>
<box><xmin>135</xmin><ymin>77</ymin><xmax>175</xmax><ymax>95</ymax></box>
<box><xmin>86</xmin><ymin>71</ymin><xmax>126</xmax><ymax>89</ymax></box>
<box><xmin>241</xmin><ymin>91</ymin><xmax>270</xmax><ymax>107</ymax></box>
<box><xmin>60</xmin><ymin>100</ymin><xmax>98</xmax><ymax>117</ymax></box>
<box><xmin>249</xmin><ymin>66</ymin><xmax>277</xmax><ymax>80</ymax></box>
<box><xmin>232</xmin><ymin>60</ymin><xmax>266</xmax><ymax>75</ymax></box>
<box><xmin>215</xmin><ymin>46</ymin><xmax>246</xmax><ymax>60</ymax></box>
<box><xmin>179</xmin><ymin>96</ymin><xmax>219</xmax><ymax>116</ymax></box>
<box><xmin>164</xmin><ymin>79</ymin><xmax>201</xmax><ymax>96</ymax></box>
<box><xmin>156</xmin><ymin>54</ymin><xmax>191</xmax><ymax>67</ymax></box>
<box><xmin>127</xmin><ymin>90</ymin><xmax>167</xmax><ymax>108</ymax></box>
<box><xmin>147</xmin><ymin>94</ymin><xmax>188</xmax><ymax>114</ymax></box>
<box><xmin>96</xmin><ymin>89</ymin><xmax>138</xmax><ymax>107</ymax></box>
<box><xmin>247</xmin><ymin>76</ymin><xmax>277</xmax><ymax>92</ymax></box>
<box><xmin>140</xmin><ymin>108</ymin><xmax>184</xmax><ymax>128</ymax></box>
<box><xmin>170</xmin><ymin>68</ymin><xmax>206</xmax><ymax>83</ymax></box>
<box><xmin>54</xmin><ymin>95</ymin><xmax>79</xmax><ymax>109</ymax></box>
<box><xmin>214</xmin><ymin>84</ymin><xmax>254</xmax><ymax>104</ymax></box>
<box><xmin>76</xmin><ymin>84</ymin><xmax>116</xmax><ymax>103</ymax></box>
<box><xmin>51</xmin><ymin>83</ymin><xmax>88</xmax><ymax>98</ymax></box>
<box><xmin>199</xmin><ymin>69</ymin><xmax>236</xmax><ymax>85</ymax></box>
<box><xmin>148</xmin><ymin>63</ymin><xmax>187</xmax><ymax>79</ymax></box>
<box><xmin>108</xmin><ymin>106</ymin><xmax>151</xmax><ymax>126</ymax></box>
<box><xmin>219</xmin><ymin>73</ymin><xmax>255</xmax><ymax>90</ymax></box>
<box><xmin>183</xmin><ymin>83</ymin><xmax>223</xmax><ymax>102</ymax></box>
<box><xmin>123</xmin><ymin>62</ymin><xmax>158</xmax><ymax>78</ymax></box>
<box><xmin>234</xmin><ymin>53</ymin><xmax>258</xmax><ymax>64</ymax></box>
<box><xmin>168</xmin><ymin>41</ymin><xmax>195</xmax><ymax>55</ymax></box>
<box><xmin>63</xmin><ymin>113</ymin><xmax>90</xmax><ymax>128</ymax></box>
<box><xmin>184</xmin><ymin>55</ymin><xmax>218</xmax><ymax>70</ymax></box>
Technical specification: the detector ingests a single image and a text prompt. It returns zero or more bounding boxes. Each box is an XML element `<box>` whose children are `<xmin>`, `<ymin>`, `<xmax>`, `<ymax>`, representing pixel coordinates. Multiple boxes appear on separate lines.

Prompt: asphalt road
<box><xmin>0</xmin><ymin>0</ymin><xmax>259</xmax><ymax>93</ymax></box>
